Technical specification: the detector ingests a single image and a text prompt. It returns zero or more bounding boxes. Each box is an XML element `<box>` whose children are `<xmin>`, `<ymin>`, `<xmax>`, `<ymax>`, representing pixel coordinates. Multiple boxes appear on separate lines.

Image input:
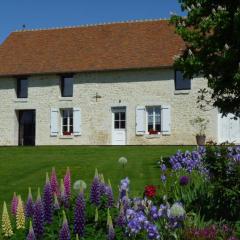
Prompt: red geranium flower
<box><xmin>144</xmin><ymin>185</ymin><xmax>157</xmax><ymax>198</ymax></box>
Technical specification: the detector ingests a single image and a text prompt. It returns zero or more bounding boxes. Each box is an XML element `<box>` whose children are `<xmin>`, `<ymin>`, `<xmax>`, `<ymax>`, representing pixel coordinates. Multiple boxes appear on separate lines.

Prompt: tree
<box><xmin>171</xmin><ymin>0</ymin><xmax>240</xmax><ymax>117</ymax></box>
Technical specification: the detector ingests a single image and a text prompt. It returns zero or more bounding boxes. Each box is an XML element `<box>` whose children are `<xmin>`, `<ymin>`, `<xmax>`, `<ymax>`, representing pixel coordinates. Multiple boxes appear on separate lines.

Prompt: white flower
<box><xmin>169</xmin><ymin>203</ymin><xmax>186</xmax><ymax>218</ymax></box>
<box><xmin>73</xmin><ymin>180</ymin><xmax>87</xmax><ymax>191</ymax></box>
<box><xmin>197</xmin><ymin>3</ymin><xmax>201</xmax><ymax>8</ymax></box>
<box><xmin>191</xmin><ymin>4</ymin><xmax>195</xmax><ymax>10</ymax></box>
<box><xmin>188</xmin><ymin>49</ymin><xmax>193</xmax><ymax>56</ymax></box>
<box><xmin>212</xmin><ymin>8</ymin><xmax>216</xmax><ymax>14</ymax></box>
<box><xmin>118</xmin><ymin>157</ymin><xmax>128</xmax><ymax>166</ymax></box>
<box><xmin>224</xmin><ymin>43</ymin><xmax>230</xmax><ymax>50</ymax></box>
<box><xmin>173</xmin><ymin>54</ymin><xmax>181</xmax><ymax>61</ymax></box>
<box><xmin>187</xmin><ymin>6</ymin><xmax>191</xmax><ymax>12</ymax></box>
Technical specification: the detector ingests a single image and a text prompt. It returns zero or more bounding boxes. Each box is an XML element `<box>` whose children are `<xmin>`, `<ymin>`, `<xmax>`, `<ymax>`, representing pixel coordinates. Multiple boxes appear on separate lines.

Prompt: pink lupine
<box><xmin>50</xmin><ymin>167</ymin><xmax>60</xmax><ymax>196</ymax></box>
<box><xmin>64</xmin><ymin>167</ymin><xmax>71</xmax><ymax>200</ymax></box>
<box><xmin>11</xmin><ymin>192</ymin><xmax>18</xmax><ymax>216</ymax></box>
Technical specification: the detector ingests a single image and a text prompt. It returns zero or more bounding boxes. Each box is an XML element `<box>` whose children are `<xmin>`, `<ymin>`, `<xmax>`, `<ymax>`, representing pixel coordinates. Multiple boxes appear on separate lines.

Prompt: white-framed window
<box><xmin>146</xmin><ymin>106</ymin><xmax>161</xmax><ymax>134</ymax></box>
<box><xmin>61</xmin><ymin>108</ymin><xmax>73</xmax><ymax>135</ymax></box>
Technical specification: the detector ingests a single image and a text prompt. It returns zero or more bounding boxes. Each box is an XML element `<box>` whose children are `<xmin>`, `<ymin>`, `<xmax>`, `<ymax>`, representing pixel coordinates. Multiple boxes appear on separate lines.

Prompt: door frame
<box><xmin>111</xmin><ymin>107</ymin><xmax>127</xmax><ymax>145</ymax></box>
<box><xmin>18</xmin><ymin>109</ymin><xmax>36</xmax><ymax>146</ymax></box>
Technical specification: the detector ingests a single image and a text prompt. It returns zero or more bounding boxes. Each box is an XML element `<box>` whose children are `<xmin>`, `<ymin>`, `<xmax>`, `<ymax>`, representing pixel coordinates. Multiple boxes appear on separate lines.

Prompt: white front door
<box><xmin>218</xmin><ymin>113</ymin><xmax>240</xmax><ymax>143</ymax></box>
<box><xmin>112</xmin><ymin>107</ymin><xmax>126</xmax><ymax>145</ymax></box>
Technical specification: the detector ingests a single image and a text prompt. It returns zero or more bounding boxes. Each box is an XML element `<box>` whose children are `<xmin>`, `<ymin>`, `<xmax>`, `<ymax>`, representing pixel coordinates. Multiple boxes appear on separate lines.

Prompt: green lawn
<box><xmin>0</xmin><ymin>146</ymin><xmax>192</xmax><ymax>204</ymax></box>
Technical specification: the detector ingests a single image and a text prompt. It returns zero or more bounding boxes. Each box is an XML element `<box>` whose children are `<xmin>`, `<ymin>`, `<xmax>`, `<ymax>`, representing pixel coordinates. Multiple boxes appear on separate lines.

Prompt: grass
<box><xmin>0</xmin><ymin>146</ymin><xmax>192</xmax><ymax>204</ymax></box>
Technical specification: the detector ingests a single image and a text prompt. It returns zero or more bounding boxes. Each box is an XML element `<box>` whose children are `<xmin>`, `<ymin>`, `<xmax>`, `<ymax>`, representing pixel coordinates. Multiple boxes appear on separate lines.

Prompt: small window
<box><xmin>114</xmin><ymin>111</ymin><xmax>126</xmax><ymax>129</ymax></box>
<box><xmin>17</xmin><ymin>78</ymin><xmax>28</xmax><ymax>98</ymax></box>
<box><xmin>61</xmin><ymin>76</ymin><xmax>73</xmax><ymax>97</ymax></box>
<box><xmin>175</xmin><ymin>70</ymin><xmax>191</xmax><ymax>90</ymax></box>
<box><xmin>146</xmin><ymin>106</ymin><xmax>161</xmax><ymax>134</ymax></box>
<box><xmin>61</xmin><ymin>109</ymin><xmax>73</xmax><ymax>135</ymax></box>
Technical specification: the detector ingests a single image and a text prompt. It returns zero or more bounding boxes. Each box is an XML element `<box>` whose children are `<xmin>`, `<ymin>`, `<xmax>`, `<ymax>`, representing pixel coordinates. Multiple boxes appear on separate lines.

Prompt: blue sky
<box><xmin>0</xmin><ymin>0</ymin><xmax>183</xmax><ymax>43</ymax></box>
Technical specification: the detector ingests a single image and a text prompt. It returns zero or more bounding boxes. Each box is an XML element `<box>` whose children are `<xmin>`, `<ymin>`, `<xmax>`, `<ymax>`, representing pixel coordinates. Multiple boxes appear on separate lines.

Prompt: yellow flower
<box><xmin>16</xmin><ymin>195</ymin><xmax>25</xmax><ymax>229</ymax></box>
<box><xmin>2</xmin><ymin>202</ymin><xmax>13</xmax><ymax>237</ymax></box>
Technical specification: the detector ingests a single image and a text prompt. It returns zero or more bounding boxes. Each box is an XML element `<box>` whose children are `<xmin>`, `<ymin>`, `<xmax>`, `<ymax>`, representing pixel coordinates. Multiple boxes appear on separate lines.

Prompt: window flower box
<box><xmin>149</xmin><ymin>129</ymin><xmax>159</xmax><ymax>135</ymax></box>
<box><xmin>63</xmin><ymin>131</ymin><xmax>73</xmax><ymax>136</ymax></box>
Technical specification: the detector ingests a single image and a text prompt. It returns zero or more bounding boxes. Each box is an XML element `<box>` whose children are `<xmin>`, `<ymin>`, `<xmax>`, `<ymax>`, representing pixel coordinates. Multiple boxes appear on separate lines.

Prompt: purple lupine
<box><xmin>119</xmin><ymin>177</ymin><xmax>130</xmax><ymax>200</ymax></box>
<box><xmin>43</xmin><ymin>173</ymin><xmax>53</xmax><ymax>224</ymax></box>
<box><xmin>50</xmin><ymin>167</ymin><xmax>60</xmax><ymax>196</ymax></box>
<box><xmin>59</xmin><ymin>211</ymin><xmax>70</xmax><ymax>240</ymax></box>
<box><xmin>26</xmin><ymin>221</ymin><xmax>36</xmax><ymax>240</ymax></box>
<box><xmin>74</xmin><ymin>189</ymin><xmax>85</xmax><ymax>237</ymax></box>
<box><xmin>90</xmin><ymin>170</ymin><xmax>101</xmax><ymax>205</ymax></box>
<box><xmin>116</xmin><ymin>204</ymin><xmax>126</xmax><ymax>227</ymax></box>
<box><xmin>26</xmin><ymin>188</ymin><xmax>34</xmax><ymax>218</ymax></box>
<box><xmin>99</xmin><ymin>174</ymin><xmax>106</xmax><ymax>197</ymax></box>
<box><xmin>33</xmin><ymin>189</ymin><xmax>44</xmax><ymax>239</ymax></box>
<box><xmin>179</xmin><ymin>176</ymin><xmax>189</xmax><ymax>186</ymax></box>
<box><xmin>63</xmin><ymin>167</ymin><xmax>71</xmax><ymax>201</ymax></box>
<box><xmin>107</xmin><ymin>215</ymin><xmax>115</xmax><ymax>240</ymax></box>
<box><xmin>105</xmin><ymin>185</ymin><xmax>114</xmax><ymax>208</ymax></box>
<box><xmin>11</xmin><ymin>192</ymin><xmax>18</xmax><ymax>216</ymax></box>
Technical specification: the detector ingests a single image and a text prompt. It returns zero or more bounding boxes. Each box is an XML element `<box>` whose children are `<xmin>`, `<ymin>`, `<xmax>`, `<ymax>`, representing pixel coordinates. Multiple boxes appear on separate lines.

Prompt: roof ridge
<box><xmin>13</xmin><ymin>18</ymin><xmax>169</xmax><ymax>33</ymax></box>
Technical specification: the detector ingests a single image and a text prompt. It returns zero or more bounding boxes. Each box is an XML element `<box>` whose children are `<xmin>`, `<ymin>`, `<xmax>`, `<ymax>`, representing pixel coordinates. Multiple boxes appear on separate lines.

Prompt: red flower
<box><xmin>144</xmin><ymin>185</ymin><xmax>157</xmax><ymax>198</ymax></box>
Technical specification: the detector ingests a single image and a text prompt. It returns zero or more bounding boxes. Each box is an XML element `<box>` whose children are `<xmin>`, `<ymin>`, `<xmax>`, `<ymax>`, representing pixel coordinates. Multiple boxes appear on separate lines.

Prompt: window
<box><xmin>146</xmin><ymin>106</ymin><xmax>161</xmax><ymax>134</ymax></box>
<box><xmin>114</xmin><ymin>111</ymin><xmax>126</xmax><ymax>129</ymax></box>
<box><xmin>61</xmin><ymin>76</ymin><xmax>73</xmax><ymax>97</ymax></box>
<box><xmin>175</xmin><ymin>70</ymin><xmax>191</xmax><ymax>90</ymax></box>
<box><xmin>17</xmin><ymin>78</ymin><xmax>28</xmax><ymax>98</ymax></box>
<box><xmin>61</xmin><ymin>109</ymin><xmax>73</xmax><ymax>135</ymax></box>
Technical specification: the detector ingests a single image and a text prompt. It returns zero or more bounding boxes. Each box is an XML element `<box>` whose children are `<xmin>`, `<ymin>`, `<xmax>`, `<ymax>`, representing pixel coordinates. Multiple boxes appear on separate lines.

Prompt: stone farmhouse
<box><xmin>0</xmin><ymin>19</ymin><xmax>239</xmax><ymax>146</ymax></box>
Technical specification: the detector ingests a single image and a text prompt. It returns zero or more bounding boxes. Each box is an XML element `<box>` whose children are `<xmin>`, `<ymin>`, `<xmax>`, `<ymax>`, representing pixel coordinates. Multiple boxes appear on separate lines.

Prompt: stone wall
<box><xmin>0</xmin><ymin>68</ymin><xmax>218</xmax><ymax>145</ymax></box>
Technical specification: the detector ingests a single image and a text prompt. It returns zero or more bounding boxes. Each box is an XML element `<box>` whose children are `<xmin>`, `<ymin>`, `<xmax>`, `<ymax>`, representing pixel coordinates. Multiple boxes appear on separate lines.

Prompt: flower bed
<box><xmin>1</xmin><ymin>146</ymin><xmax>240</xmax><ymax>239</ymax></box>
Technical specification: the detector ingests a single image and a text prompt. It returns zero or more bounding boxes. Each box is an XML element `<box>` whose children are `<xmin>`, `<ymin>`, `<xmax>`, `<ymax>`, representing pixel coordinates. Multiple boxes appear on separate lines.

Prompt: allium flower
<box><xmin>54</xmin><ymin>193</ymin><xmax>60</xmax><ymax>211</ymax></box>
<box><xmin>144</xmin><ymin>185</ymin><xmax>157</xmax><ymax>198</ymax></box>
<box><xmin>11</xmin><ymin>192</ymin><xmax>18</xmax><ymax>216</ymax></box>
<box><xmin>73</xmin><ymin>180</ymin><xmax>87</xmax><ymax>192</ymax></box>
<box><xmin>169</xmin><ymin>202</ymin><xmax>185</xmax><ymax>218</ymax></box>
<box><xmin>179</xmin><ymin>176</ymin><xmax>189</xmax><ymax>186</ymax></box>
<box><xmin>118</xmin><ymin>157</ymin><xmax>128</xmax><ymax>168</ymax></box>
<box><xmin>2</xmin><ymin>202</ymin><xmax>13</xmax><ymax>237</ymax></box>
<box><xmin>43</xmin><ymin>173</ymin><xmax>53</xmax><ymax>224</ymax></box>
<box><xmin>59</xmin><ymin>211</ymin><xmax>71</xmax><ymax>240</ymax></box>
<box><xmin>27</xmin><ymin>221</ymin><xmax>36</xmax><ymax>240</ymax></box>
<box><xmin>107</xmin><ymin>212</ymin><xmax>115</xmax><ymax>240</ymax></box>
<box><xmin>90</xmin><ymin>169</ymin><xmax>101</xmax><ymax>205</ymax></box>
<box><xmin>33</xmin><ymin>189</ymin><xmax>44</xmax><ymax>238</ymax></box>
<box><xmin>50</xmin><ymin>167</ymin><xmax>60</xmax><ymax>196</ymax></box>
<box><xmin>64</xmin><ymin>167</ymin><xmax>71</xmax><ymax>201</ymax></box>
<box><xmin>74</xmin><ymin>189</ymin><xmax>85</xmax><ymax>237</ymax></box>
<box><xmin>16</xmin><ymin>195</ymin><xmax>25</xmax><ymax>229</ymax></box>
<box><xmin>26</xmin><ymin>187</ymin><xmax>34</xmax><ymax>218</ymax></box>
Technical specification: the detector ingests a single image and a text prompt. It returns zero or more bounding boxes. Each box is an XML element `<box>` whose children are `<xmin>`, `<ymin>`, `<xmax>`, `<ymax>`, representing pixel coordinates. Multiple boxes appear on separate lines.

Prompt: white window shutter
<box><xmin>161</xmin><ymin>105</ymin><xmax>171</xmax><ymax>135</ymax></box>
<box><xmin>73</xmin><ymin>107</ymin><xmax>81</xmax><ymax>136</ymax></box>
<box><xmin>136</xmin><ymin>106</ymin><xmax>146</xmax><ymax>135</ymax></box>
<box><xmin>50</xmin><ymin>108</ymin><xmax>59</xmax><ymax>136</ymax></box>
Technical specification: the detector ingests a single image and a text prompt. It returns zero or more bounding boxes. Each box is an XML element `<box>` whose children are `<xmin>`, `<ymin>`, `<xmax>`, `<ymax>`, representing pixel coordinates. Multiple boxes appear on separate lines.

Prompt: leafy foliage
<box><xmin>171</xmin><ymin>1</ymin><xmax>240</xmax><ymax>116</ymax></box>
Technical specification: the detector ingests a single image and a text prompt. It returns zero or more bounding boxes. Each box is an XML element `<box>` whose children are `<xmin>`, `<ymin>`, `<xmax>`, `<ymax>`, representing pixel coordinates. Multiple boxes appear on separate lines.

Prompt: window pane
<box><xmin>63</xmin><ymin>118</ymin><xmax>68</xmax><ymax>125</ymax></box>
<box><xmin>114</xmin><ymin>121</ymin><xmax>120</xmax><ymax>129</ymax></box>
<box><xmin>70</xmin><ymin>125</ymin><xmax>73</xmax><ymax>133</ymax></box>
<box><xmin>63</xmin><ymin>126</ymin><xmax>68</xmax><ymax>132</ymax></box>
<box><xmin>175</xmin><ymin>70</ymin><xmax>191</xmax><ymax>90</ymax></box>
<box><xmin>62</xmin><ymin>78</ymin><xmax>73</xmax><ymax>97</ymax></box>
<box><xmin>147</xmin><ymin>107</ymin><xmax>153</xmax><ymax>116</ymax></box>
<box><xmin>70</xmin><ymin>117</ymin><xmax>73</xmax><ymax>126</ymax></box>
<box><xmin>17</xmin><ymin>79</ymin><xmax>28</xmax><ymax>98</ymax></box>
<box><xmin>148</xmin><ymin>115</ymin><xmax>153</xmax><ymax>124</ymax></box>
<box><xmin>156</xmin><ymin>124</ymin><xmax>161</xmax><ymax>132</ymax></box>
<box><xmin>115</xmin><ymin>112</ymin><xmax>120</xmax><ymax>120</ymax></box>
<box><xmin>120</xmin><ymin>112</ymin><xmax>126</xmax><ymax>121</ymax></box>
<box><xmin>148</xmin><ymin>124</ymin><xmax>154</xmax><ymax>131</ymax></box>
<box><xmin>120</xmin><ymin>121</ymin><xmax>125</xmax><ymax>129</ymax></box>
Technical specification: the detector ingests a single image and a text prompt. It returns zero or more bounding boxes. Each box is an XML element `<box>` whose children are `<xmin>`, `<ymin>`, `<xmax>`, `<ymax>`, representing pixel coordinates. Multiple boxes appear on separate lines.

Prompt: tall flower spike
<box><xmin>107</xmin><ymin>214</ymin><xmax>115</xmax><ymax>240</ymax></box>
<box><xmin>90</xmin><ymin>170</ymin><xmax>101</xmax><ymax>205</ymax></box>
<box><xmin>99</xmin><ymin>173</ymin><xmax>106</xmax><ymax>196</ymax></box>
<box><xmin>64</xmin><ymin>167</ymin><xmax>71</xmax><ymax>201</ymax></box>
<box><xmin>33</xmin><ymin>188</ymin><xmax>44</xmax><ymax>239</ymax></box>
<box><xmin>116</xmin><ymin>203</ymin><xmax>126</xmax><ymax>227</ymax></box>
<box><xmin>95</xmin><ymin>208</ymin><xmax>99</xmax><ymax>223</ymax></box>
<box><xmin>54</xmin><ymin>193</ymin><xmax>60</xmax><ymax>211</ymax></box>
<box><xmin>2</xmin><ymin>202</ymin><xmax>13</xmax><ymax>237</ymax></box>
<box><xmin>59</xmin><ymin>211</ymin><xmax>71</xmax><ymax>240</ymax></box>
<box><xmin>26</xmin><ymin>187</ymin><xmax>34</xmax><ymax>218</ymax></box>
<box><xmin>106</xmin><ymin>179</ymin><xmax>114</xmax><ymax>208</ymax></box>
<box><xmin>60</xmin><ymin>179</ymin><xmax>69</xmax><ymax>208</ymax></box>
<box><xmin>74</xmin><ymin>184</ymin><xmax>86</xmax><ymax>237</ymax></box>
<box><xmin>27</xmin><ymin>221</ymin><xmax>36</xmax><ymax>240</ymax></box>
<box><xmin>11</xmin><ymin>192</ymin><xmax>18</xmax><ymax>216</ymax></box>
<box><xmin>16</xmin><ymin>195</ymin><xmax>25</xmax><ymax>229</ymax></box>
<box><xmin>51</xmin><ymin>167</ymin><xmax>60</xmax><ymax>196</ymax></box>
<box><xmin>43</xmin><ymin>172</ymin><xmax>53</xmax><ymax>224</ymax></box>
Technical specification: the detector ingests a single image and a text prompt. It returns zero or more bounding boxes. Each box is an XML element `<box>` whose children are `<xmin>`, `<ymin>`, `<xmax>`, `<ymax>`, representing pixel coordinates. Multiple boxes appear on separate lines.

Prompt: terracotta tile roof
<box><xmin>0</xmin><ymin>20</ymin><xmax>185</xmax><ymax>77</ymax></box>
